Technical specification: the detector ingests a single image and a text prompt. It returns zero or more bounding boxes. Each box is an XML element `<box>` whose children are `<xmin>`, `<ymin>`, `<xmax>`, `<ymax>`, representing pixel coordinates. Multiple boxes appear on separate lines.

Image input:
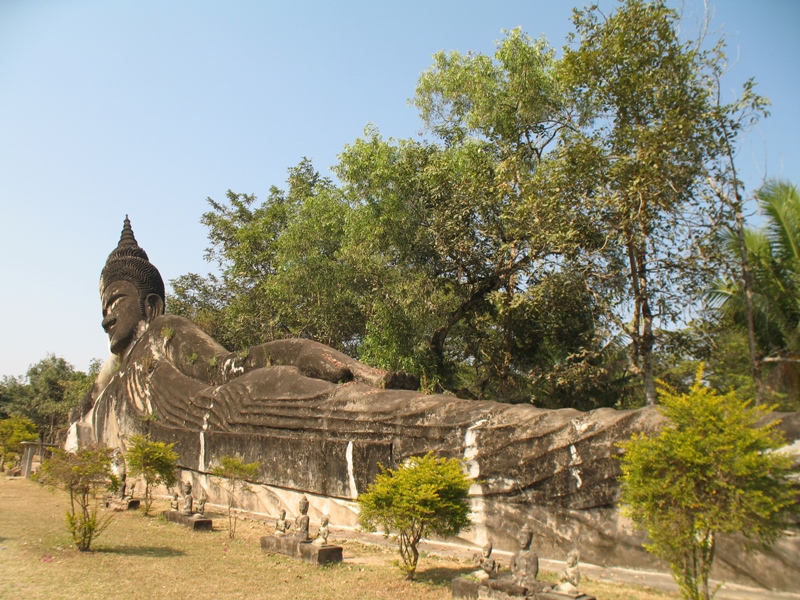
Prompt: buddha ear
<box><xmin>144</xmin><ymin>293</ymin><xmax>165</xmax><ymax>322</ymax></box>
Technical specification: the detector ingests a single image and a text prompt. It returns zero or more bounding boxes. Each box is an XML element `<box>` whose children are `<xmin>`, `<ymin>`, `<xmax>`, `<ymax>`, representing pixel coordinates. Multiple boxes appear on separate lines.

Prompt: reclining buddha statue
<box><xmin>68</xmin><ymin>217</ymin><xmax>668</xmax><ymax>569</ymax></box>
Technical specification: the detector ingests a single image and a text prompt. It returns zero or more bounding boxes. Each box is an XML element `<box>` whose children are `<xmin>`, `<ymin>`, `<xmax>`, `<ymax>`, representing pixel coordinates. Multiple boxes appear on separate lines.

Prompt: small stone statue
<box><xmin>471</xmin><ymin>542</ymin><xmax>498</xmax><ymax>580</ymax></box>
<box><xmin>510</xmin><ymin>525</ymin><xmax>539</xmax><ymax>590</ymax></box>
<box><xmin>294</xmin><ymin>496</ymin><xmax>310</xmax><ymax>541</ymax></box>
<box><xmin>116</xmin><ymin>472</ymin><xmax>128</xmax><ymax>499</ymax></box>
<box><xmin>181</xmin><ymin>481</ymin><xmax>193</xmax><ymax>515</ymax></box>
<box><xmin>275</xmin><ymin>509</ymin><xmax>289</xmax><ymax>535</ymax></box>
<box><xmin>312</xmin><ymin>515</ymin><xmax>330</xmax><ymax>546</ymax></box>
<box><xmin>554</xmin><ymin>549</ymin><xmax>581</xmax><ymax>595</ymax></box>
<box><xmin>195</xmin><ymin>493</ymin><xmax>207</xmax><ymax>516</ymax></box>
<box><xmin>169</xmin><ymin>492</ymin><xmax>179</xmax><ymax>510</ymax></box>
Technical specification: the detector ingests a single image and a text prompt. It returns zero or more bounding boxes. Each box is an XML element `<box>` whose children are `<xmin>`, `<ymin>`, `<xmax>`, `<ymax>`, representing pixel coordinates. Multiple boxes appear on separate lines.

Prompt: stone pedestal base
<box><xmin>108</xmin><ymin>497</ymin><xmax>140</xmax><ymax>511</ymax></box>
<box><xmin>260</xmin><ymin>535</ymin><xmax>343</xmax><ymax>565</ymax></box>
<box><xmin>451</xmin><ymin>577</ymin><xmax>481</xmax><ymax>599</ymax></box>
<box><xmin>163</xmin><ymin>510</ymin><xmax>213</xmax><ymax>531</ymax></box>
<box><xmin>451</xmin><ymin>577</ymin><xmax>595</xmax><ymax>600</ymax></box>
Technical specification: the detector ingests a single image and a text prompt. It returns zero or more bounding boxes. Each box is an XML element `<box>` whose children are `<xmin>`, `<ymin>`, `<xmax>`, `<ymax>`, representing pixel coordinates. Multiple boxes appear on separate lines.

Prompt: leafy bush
<box><xmin>38</xmin><ymin>445</ymin><xmax>116</xmax><ymax>551</ymax></box>
<box><xmin>357</xmin><ymin>452</ymin><xmax>473</xmax><ymax>579</ymax></box>
<box><xmin>0</xmin><ymin>416</ymin><xmax>38</xmax><ymax>467</ymax></box>
<box><xmin>125</xmin><ymin>434</ymin><xmax>179</xmax><ymax>515</ymax></box>
<box><xmin>619</xmin><ymin>367</ymin><xmax>798</xmax><ymax>600</ymax></box>
<box><xmin>210</xmin><ymin>455</ymin><xmax>261</xmax><ymax>538</ymax></box>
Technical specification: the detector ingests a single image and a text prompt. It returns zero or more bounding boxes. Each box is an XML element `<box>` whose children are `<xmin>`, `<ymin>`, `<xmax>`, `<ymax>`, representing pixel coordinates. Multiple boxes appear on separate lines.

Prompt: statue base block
<box><xmin>534</xmin><ymin>594</ymin><xmax>595</xmax><ymax>600</ymax></box>
<box><xmin>107</xmin><ymin>497</ymin><xmax>140</xmax><ymax>511</ymax></box>
<box><xmin>162</xmin><ymin>510</ymin><xmax>213</xmax><ymax>531</ymax></box>
<box><xmin>451</xmin><ymin>577</ymin><xmax>481</xmax><ymax>599</ymax></box>
<box><xmin>452</xmin><ymin>577</ymin><xmax>589</xmax><ymax>600</ymax></box>
<box><xmin>260</xmin><ymin>535</ymin><xmax>343</xmax><ymax>565</ymax></box>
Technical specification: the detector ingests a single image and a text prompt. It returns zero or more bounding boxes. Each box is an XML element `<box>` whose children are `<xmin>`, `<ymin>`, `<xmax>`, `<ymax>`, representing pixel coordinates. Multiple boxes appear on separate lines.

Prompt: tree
<box><xmin>0</xmin><ymin>355</ymin><xmax>100</xmax><ymax>443</ymax></box>
<box><xmin>702</xmin><ymin>34</ymin><xmax>772</xmax><ymax>403</ymax></box>
<box><xmin>709</xmin><ymin>180</ymin><xmax>800</xmax><ymax>408</ymax></box>
<box><xmin>209</xmin><ymin>455</ymin><xmax>261</xmax><ymax>538</ymax></box>
<box><xmin>357</xmin><ymin>452</ymin><xmax>473</xmax><ymax>579</ymax></box>
<box><xmin>619</xmin><ymin>367</ymin><xmax>797</xmax><ymax>600</ymax></box>
<box><xmin>562</xmin><ymin>0</ymin><xmax>722</xmax><ymax>405</ymax></box>
<box><xmin>0</xmin><ymin>416</ymin><xmax>38</xmax><ymax>468</ymax></box>
<box><xmin>37</xmin><ymin>445</ymin><xmax>117</xmax><ymax>551</ymax></box>
<box><xmin>125</xmin><ymin>434</ymin><xmax>179</xmax><ymax>515</ymax></box>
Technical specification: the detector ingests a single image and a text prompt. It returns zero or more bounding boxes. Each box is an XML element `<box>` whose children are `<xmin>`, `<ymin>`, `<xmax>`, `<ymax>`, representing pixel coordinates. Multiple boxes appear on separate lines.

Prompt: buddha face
<box><xmin>518</xmin><ymin>530</ymin><xmax>532</xmax><ymax>550</ymax></box>
<box><xmin>102</xmin><ymin>280</ymin><xmax>144</xmax><ymax>355</ymax></box>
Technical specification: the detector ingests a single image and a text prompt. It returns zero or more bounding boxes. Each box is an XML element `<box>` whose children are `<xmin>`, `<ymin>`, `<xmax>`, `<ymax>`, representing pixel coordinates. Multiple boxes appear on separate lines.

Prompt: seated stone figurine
<box><xmin>510</xmin><ymin>525</ymin><xmax>540</xmax><ymax>591</ymax></box>
<box><xmin>181</xmin><ymin>482</ymin><xmax>193</xmax><ymax>515</ymax></box>
<box><xmin>553</xmin><ymin>549</ymin><xmax>581</xmax><ymax>595</ymax></box>
<box><xmin>471</xmin><ymin>542</ymin><xmax>498</xmax><ymax>580</ymax></box>
<box><xmin>294</xmin><ymin>496</ymin><xmax>310</xmax><ymax>541</ymax></box>
<box><xmin>116</xmin><ymin>472</ymin><xmax>128</xmax><ymax>499</ymax></box>
<box><xmin>169</xmin><ymin>492</ymin><xmax>179</xmax><ymax>510</ymax></box>
<box><xmin>312</xmin><ymin>515</ymin><xmax>330</xmax><ymax>546</ymax></box>
<box><xmin>195</xmin><ymin>493</ymin><xmax>207</xmax><ymax>516</ymax></box>
<box><xmin>274</xmin><ymin>509</ymin><xmax>289</xmax><ymax>535</ymax></box>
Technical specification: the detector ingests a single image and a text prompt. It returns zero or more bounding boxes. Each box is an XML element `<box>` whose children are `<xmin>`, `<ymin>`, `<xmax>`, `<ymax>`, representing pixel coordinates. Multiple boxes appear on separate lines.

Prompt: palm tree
<box><xmin>709</xmin><ymin>180</ymin><xmax>800</xmax><ymax>399</ymax></box>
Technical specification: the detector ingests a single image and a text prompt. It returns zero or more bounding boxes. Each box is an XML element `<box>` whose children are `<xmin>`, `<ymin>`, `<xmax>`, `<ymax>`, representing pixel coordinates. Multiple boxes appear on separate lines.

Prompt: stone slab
<box><xmin>108</xmin><ymin>498</ymin><xmax>140</xmax><ymax>511</ymax></box>
<box><xmin>260</xmin><ymin>535</ymin><xmax>343</xmax><ymax>565</ymax></box>
<box><xmin>534</xmin><ymin>594</ymin><xmax>595</xmax><ymax>600</ymax></box>
<box><xmin>162</xmin><ymin>510</ymin><xmax>213</xmax><ymax>531</ymax></box>
<box><xmin>452</xmin><ymin>577</ymin><xmax>595</xmax><ymax>600</ymax></box>
<box><xmin>451</xmin><ymin>577</ymin><xmax>481</xmax><ymax>599</ymax></box>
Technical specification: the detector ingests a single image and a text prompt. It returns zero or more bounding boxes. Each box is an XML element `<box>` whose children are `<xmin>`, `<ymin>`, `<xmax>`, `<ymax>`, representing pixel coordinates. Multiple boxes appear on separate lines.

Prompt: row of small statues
<box><xmin>273</xmin><ymin>496</ymin><xmax>330</xmax><ymax>546</ymax></box>
<box><xmin>472</xmin><ymin>526</ymin><xmax>583</xmax><ymax>596</ymax></box>
<box><xmin>169</xmin><ymin>481</ymin><xmax>207</xmax><ymax>516</ymax></box>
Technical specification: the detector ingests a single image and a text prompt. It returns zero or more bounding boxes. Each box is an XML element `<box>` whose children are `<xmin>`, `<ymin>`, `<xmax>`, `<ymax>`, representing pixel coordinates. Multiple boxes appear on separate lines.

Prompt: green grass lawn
<box><xmin>0</xmin><ymin>477</ymin><xmax>675</xmax><ymax>600</ymax></box>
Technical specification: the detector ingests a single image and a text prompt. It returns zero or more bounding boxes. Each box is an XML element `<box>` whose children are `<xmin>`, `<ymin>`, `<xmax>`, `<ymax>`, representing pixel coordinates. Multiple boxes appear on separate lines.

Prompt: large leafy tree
<box><xmin>334</xmin><ymin>29</ymin><xmax>605</xmax><ymax>395</ymax></box>
<box><xmin>561</xmin><ymin>0</ymin><xmax>721</xmax><ymax>405</ymax></box>
<box><xmin>170</xmin><ymin>160</ymin><xmax>367</xmax><ymax>354</ymax></box>
<box><xmin>0</xmin><ymin>355</ymin><xmax>100</xmax><ymax>443</ymax></box>
<box><xmin>171</xmin><ymin>2</ymin><xmax>750</xmax><ymax>409</ymax></box>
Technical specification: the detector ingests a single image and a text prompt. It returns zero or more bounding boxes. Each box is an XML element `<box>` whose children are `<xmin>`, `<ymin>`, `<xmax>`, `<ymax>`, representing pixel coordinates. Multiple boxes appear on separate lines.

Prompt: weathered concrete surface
<box><xmin>260</xmin><ymin>535</ymin><xmax>343</xmax><ymax>565</ymax></box>
<box><xmin>107</xmin><ymin>497</ymin><xmax>140</xmax><ymax>511</ymax></box>
<box><xmin>68</xmin><ymin>301</ymin><xmax>800</xmax><ymax>591</ymax></box>
<box><xmin>162</xmin><ymin>510</ymin><xmax>212</xmax><ymax>531</ymax></box>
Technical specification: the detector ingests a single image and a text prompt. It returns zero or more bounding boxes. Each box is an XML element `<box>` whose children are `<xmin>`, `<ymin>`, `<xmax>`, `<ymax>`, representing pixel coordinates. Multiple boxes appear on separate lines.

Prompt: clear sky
<box><xmin>1</xmin><ymin>0</ymin><xmax>798</xmax><ymax>379</ymax></box>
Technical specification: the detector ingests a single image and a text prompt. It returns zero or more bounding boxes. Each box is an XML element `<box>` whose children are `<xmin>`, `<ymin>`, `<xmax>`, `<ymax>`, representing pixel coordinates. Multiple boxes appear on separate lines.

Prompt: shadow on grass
<box><xmin>414</xmin><ymin>565</ymin><xmax>474</xmax><ymax>586</ymax></box>
<box><xmin>95</xmin><ymin>545</ymin><xmax>186</xmax><ymax>557</ymax></box>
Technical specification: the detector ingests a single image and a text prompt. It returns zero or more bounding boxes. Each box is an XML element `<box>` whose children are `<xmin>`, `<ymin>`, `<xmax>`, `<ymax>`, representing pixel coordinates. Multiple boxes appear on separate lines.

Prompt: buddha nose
<box><xmin>102</xmin><ymin>315</ymin><xmax>116</xmax><ymax>332</ymax></box>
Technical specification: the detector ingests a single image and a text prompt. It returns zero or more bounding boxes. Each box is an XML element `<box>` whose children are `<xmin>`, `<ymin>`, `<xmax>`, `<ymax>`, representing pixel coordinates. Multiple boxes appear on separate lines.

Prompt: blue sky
<box><xmin>1</xmin><ymin>0</ymin><xmax>798</xmax><ymax>378</ymax></box>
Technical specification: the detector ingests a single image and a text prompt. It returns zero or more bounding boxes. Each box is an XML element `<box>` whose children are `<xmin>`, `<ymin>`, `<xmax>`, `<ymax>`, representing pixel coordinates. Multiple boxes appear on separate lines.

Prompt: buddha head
<box><xmin>517</xmin><ymin>525</ymin><xmax>533</xmax><ymax>550</ymax></box>
<box><xmin>298</xmin><ymin>495</ymin><xmax>309</xmax><ymax>515</ymax></box>
<box><xmin>100</xmin><ymin>217</ymin><xmax>165</xmax><ymax>355</ymax></box>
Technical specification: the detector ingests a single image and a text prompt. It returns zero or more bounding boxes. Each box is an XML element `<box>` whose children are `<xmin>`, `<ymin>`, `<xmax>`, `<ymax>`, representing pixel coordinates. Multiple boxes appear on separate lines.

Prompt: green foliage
<box><xmin>169</xmin><ymin>2</ymin><xmax>762</xmax><ymax>411</ymax></box>
<box><xmin>0</xmin><ymin>355</ymin><xmax>99</xmax><ymax>443</ymax></box>
<box><xmin>619</xmin><ymin>367</ymin><xmax>798</xmax><ymax>600</ymax></box>
<box><xmin>125</xmin><ymin>434</ymin><xmax>179</xmax><ymax>515</ymax></box>
<box><xmin>709</xmin><ymin>180</ymin><xmax>800</xmax><ymax>408</ymax></box>
<box><xmin>38</xmin><ymin>445</ymin><xmax>116</xmax><ymax>551</ymax></box>
<box><xmin>562</xmin><ymin>0</ymin><xmax>723</xmax><ymax>404</ymax></box>
<box><xmin>358</xmin><ymin>452</ymin><xmax>473</xmax><ymax>579</ymax></box>
<box><xmin>209</xmin><ymin>455</ymin><xmax>261</xmax><ymax>538</ymax></box>
<box><xmin>0</xmin><ymin>416</ymin><xmax>38</xmax><ymax>466</ymax></box>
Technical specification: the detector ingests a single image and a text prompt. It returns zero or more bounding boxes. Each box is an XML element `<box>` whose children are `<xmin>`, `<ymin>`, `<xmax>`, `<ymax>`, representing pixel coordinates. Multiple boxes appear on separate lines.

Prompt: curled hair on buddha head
<box><xmin>100</xmin><ymin>216</ymin><xmax>165</xmax><ymax>317</ymax></box>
